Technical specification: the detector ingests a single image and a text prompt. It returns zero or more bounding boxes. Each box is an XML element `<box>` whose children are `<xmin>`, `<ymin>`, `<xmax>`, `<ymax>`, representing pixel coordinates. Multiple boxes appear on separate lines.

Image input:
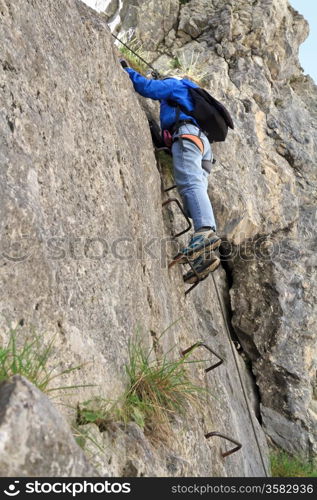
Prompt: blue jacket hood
<box><xmin>125</xmin><ymin>68</ymin><xmax>199</xmax><ymax>131</ymax></box>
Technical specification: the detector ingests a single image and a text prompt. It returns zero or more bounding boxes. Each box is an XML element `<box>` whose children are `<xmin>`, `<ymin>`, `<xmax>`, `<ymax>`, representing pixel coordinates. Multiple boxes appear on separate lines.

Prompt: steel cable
<box><xmin>211</xmin><ymin>273</ymin><xmax>269</xmax><ymax>477</ymax></box>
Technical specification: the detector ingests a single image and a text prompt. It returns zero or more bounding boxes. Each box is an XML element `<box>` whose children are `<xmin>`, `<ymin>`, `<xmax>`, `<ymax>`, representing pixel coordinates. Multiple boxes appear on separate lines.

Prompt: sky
<box><xmin>82</xmin><ymin>0</ymin><xmax>316</xmax><ymax>84</ymax></box>
<box><xmin>289</xmin><ymin>0</ymin><xmax>317</xmax><ymax>83</ymax></box>
<box><xmin>82</xmin><ymin>1</ymin><xmax>110</xmax><ymax>11</ymax></box>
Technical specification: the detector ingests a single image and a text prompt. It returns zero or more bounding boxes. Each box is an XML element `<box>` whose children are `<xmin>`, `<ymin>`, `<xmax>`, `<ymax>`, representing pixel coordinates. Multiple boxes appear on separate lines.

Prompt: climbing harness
<box><xmin>112</xmin><ymin>33</ymin><xmax>160</xmax><ymax>79</ymax></box>
<box><xmin>174</xmin><ymin>134</ymin><xmax>204</xmax><ymax>154</ymax></box>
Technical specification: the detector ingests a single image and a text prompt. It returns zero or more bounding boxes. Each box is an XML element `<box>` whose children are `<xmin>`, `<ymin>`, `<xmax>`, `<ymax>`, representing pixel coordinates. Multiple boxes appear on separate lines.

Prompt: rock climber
<box><xmin>120</xmin><ymin>59</ymin><xmax>221</xmax><ymax>284</ymax></box>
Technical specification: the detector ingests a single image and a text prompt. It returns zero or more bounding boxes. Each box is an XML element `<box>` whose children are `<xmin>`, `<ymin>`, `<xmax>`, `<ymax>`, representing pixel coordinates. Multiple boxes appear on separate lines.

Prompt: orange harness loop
<box><xmin>179</xmin><ymin>134</ymin><xmax>204</xmax><ymax>154</ymax></box>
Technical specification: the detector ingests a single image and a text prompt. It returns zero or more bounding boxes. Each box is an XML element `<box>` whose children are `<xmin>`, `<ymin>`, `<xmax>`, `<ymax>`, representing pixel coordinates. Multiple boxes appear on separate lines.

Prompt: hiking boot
<box><xmin>176</xmin><ymin>229</ymin><xmax>221</xmax><ymax>264</ymax></box>
<box><xmin>183</xmin><ymin>251</ymin><xmax>220</xmax><ymax>284</ymax></box>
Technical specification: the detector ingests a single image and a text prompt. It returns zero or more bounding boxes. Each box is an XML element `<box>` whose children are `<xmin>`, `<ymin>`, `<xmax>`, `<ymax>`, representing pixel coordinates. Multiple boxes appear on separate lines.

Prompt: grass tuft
<box><xmin>270</xmin><ymin>450</ymin><xmax>317</xmax><ymax>477</ymax></box>
<box><xmin>118</xmin><ymin>38</ymin><xmax>150</xmax><ymax>75</ymax></box>
<box><xmin>77</xmin><ymin>333</ymin><xmax>206</xmax><ymax>438</ymax></box>
<box><xmin>170</xmin><ymin>56</ymin><xmax>182</xmax><ymax>70</ymax></box>
<box><xmin>169</xmin><ymin>51</ymin><xmax>208</xmax><ymax>85</ymax></box>
<box><xmin>0</xmin><ymin>326</ymin><xmax>93</xmax><ymax>394</ymax></box>
<box><xmin>124</xmin><ymin>336</ymin><xmax>204</xmax><ymax>433</ymax></box>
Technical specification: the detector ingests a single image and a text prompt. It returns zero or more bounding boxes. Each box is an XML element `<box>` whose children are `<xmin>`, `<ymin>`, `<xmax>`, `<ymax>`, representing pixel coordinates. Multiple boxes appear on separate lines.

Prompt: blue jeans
<box><xmin>171</xmin><ymin>124</ymin><xmax>216</xmax><ymax>232</ymax></box>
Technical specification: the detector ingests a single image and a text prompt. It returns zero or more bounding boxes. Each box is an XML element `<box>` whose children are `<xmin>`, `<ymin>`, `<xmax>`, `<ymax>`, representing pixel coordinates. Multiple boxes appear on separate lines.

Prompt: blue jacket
<box><xmin>125</xmin><ymin>68</ymin><xmax>199</xmax><ymax>131</ymax></box>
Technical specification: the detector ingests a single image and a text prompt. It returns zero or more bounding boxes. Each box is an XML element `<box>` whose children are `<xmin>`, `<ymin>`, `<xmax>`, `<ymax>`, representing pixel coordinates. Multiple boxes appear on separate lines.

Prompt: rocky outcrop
<box><xmin>0</xmin><ymin>0</ymin><xmax>269</xmax><ymax>476</ymax></box>
<box><xmin>1</xmin><ymin>0</ymin><xmax>316</xmax><ymax>476</ymax></box>
<box><xmin>0</xmin><ymin>376</ymin><xmax>98</xmax><ymax>477</ymax></box>
<box><xmin>104</xmin><ymin>0</ymin><xmax>317</xmax><ymax>459</ymax></box>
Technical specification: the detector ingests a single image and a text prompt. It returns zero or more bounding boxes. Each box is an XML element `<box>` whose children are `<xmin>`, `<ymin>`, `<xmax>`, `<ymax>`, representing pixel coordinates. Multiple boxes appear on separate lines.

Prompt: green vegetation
<box><xmin>118</xmin><ymin>38</ymin><xmax>149</xmax><ymax>75</ymax></box>
<box><xmin>169</xmin><ymin>51</ymin><xmax>208</xmax><ymax>85</ymax></box>
<box><xmin>72</xmin><ymin>423</ymin><xmax>104</xmax><ymax>453</ymax></box>
<box><xmin>124</xmin><ymin>335</ymin><xmax>203</xmax><ymax>431</ymax></box>
<box><xmin>117</xmin><ymin>37</ymin><xmax>207</xmax><ymax>86</ymax></box>
<box><xmin>77</xmin><ymin>334</ymin><xmax>206</xmax><ymax>437</ymax></box>
<box><xmin>170</xmin><ymin>56</ymin><xmax>181</xmax><ymax>70</ymax></box>
<box><xmin>0</xmin><ymin>323</ymin><xmax>208</xmax><ymax>452</ymax></box>
<box><xmin>72</xmin><ymin>422</ymin><xmax>105</xmax><ymax>471</ymax></box>
<box><xmin>270</xmin><ymin>450</ymin><xmax>317</xmax><ymax>477</ymax></box>
<box><xmin>76</xmin><ymin>393</ymin><xmax>116</xmax><ymax>429</ymax></box>
<box><xmin>0</xmin><ymin>326</ymin><xmax>92</xmax><ymax>394</ymax></box>
<box><xmin>157</xmin><ymin>149</ymin><xmax>174</xmax><ymax>179</ymax></box>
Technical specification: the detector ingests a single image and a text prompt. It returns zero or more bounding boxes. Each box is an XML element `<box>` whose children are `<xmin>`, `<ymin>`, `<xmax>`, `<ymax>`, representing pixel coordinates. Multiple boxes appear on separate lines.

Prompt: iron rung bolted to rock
<box><xmin>205</xmin><ymin>431</ymin><xmax>242</xmax><ymax>458</ymax></box>
<box><xmin>162</xmin><ymin>197</ymin><xmax>192</xmax><ymax>238</ymax></box>
<box><xmin>181</xmin><ymin>341</ymin><xmax>224</xmax><ymax>372</ymax></box>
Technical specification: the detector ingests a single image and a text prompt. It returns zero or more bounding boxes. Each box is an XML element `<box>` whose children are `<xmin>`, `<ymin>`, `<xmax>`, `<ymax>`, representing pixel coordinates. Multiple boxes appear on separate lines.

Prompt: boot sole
<box><xmin>173</xmin><ymin>237</ymin><xmax>221</xmax><ymax>265</ymax></box>
<box><xmin>183</xmin><ymin>257</ymin><xmax>220</xmax><ymax>284</ymax></box>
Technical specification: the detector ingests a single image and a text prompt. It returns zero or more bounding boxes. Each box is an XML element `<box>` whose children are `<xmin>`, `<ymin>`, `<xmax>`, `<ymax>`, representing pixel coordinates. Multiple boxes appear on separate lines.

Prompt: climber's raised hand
<box><xmin>119</xmin><ymin>58</ymin><xmax>129</xmax><ymax>69</ymax></box>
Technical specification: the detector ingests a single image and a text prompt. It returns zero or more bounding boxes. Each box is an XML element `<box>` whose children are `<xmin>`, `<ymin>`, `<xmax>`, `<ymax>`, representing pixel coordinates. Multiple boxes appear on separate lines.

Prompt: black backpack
<box><xmin>169</xmin><ymin>84</ymin><xmax>234</xmax><ymax>143</ymax></box>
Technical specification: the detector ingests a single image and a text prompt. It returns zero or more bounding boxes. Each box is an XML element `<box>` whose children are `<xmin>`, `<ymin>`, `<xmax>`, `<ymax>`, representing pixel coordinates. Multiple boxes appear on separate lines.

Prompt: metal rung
<box><xmin>205</xmin><ymin>431</ymin><xmax>242</xmax><ymax>458</ymax></box>
<box><xmin>181</xmin><ymin>341</ymin><xmax>224</xmax><ymax>372</ymax></box>
<box><xmin>184</xmin><ymin>279</ymin><xmax>201</xmax><ymax>295</ymax></box>
<box><xmin>155</xmin><ymin>146</ymin><xmax>171</xmax><ymax>153</ymax></box>
<box><xmin>162</xmin><ymin>198</ymin><xmax>192</xmax><ymax>238</ymax></box>
<box><xmin>183</xmin><ymin>256</ymin><xmax>207</xmax><ymax>295</ymax></box>
<box><xmin>164</xmin><ymin>184</ymin><xmax>177</xmax><ymax>192</ymax></box>
<box><xmin>168</xmin><ymin>253</ymin><xmax>208</xmax><ymax>295</ymax></box>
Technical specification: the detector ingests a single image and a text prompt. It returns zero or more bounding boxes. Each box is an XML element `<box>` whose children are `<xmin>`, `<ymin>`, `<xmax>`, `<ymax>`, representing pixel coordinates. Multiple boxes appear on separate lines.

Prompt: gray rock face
<box><xmin>261</xmin><ymin>405</ymin><xmax>311</xmax><ymax>457</ymax></box>
<box><xmin>0</xmin><ymin>0</ymin><xmax>269</xmax><ymax>476</ymax></box>
<box><xmin>111</xmin><ymin>0</ymin><xmax>179</xmax><ymax>51</ymax></box>
<box><xmin>0</xmin><ymin>376</ymin><xmax>98</xmax><ymax>477</ymax></box>
<box><xmin>3</xmin><ymin>0</ymin><xmax>317</xmax><ymax>475</ymax></box>
<box><xmin>93</xmin><ymin>0</ymin><xmax>317</xmax><ymax>460</ymax></box>
<box><xmin>104</xmin><ymin>0</ymin><xmax>119</xmax><ymax>19</ymax></box>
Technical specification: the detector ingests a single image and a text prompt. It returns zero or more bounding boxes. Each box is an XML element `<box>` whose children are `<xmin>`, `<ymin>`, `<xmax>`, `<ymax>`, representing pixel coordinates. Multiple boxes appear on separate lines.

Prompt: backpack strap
<box><xmin>167</xmin><ymin>98</ymin><xmax>193</xmax><ymax>131</ymax></box>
